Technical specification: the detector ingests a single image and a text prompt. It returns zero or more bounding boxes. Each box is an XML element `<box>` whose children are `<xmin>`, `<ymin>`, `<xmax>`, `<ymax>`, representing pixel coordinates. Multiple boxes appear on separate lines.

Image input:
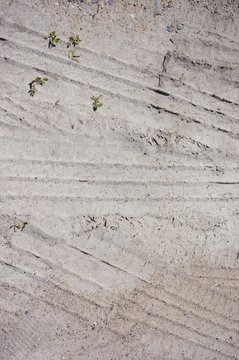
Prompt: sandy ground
<box><xmin>0</xmin><ymin>0</ymin><xmax>239</xmax><ymax>359</ymax></box>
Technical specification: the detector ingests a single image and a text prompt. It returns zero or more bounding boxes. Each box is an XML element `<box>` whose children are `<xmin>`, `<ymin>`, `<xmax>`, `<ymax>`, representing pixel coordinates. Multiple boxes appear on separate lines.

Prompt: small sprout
<box><xmin>28</xmin><ymin>86</ymin><xmax>37</xmax><ymax>97</ymax></box>
<box><xmin>67</xmin><ymin>34</ymin><xmax>81</xmax><ymax>48</ymax></box>
<box><xmin>28</xmin><ymin>76</ymin><xmax>48</xmax><ymax>97</ymax></box>
<box><xmin>45</xmin><ymin>31</ymin><xmax>61</xmax><ymax>48</ymax></box>
<box><xmin>34</xmin><ymin>76</ymin><xmax>48</xmax><ymax>86</ymax></box>
<box><xmin>53</xmin><ymin>99</ymin><xmax>60</xmax><ymax>108</ymax></box>
<box><xmin>91</xmin><ymin>95</ymin><xmax>103</xmax><ymax>111</ymax></box>
<box><xmin>68</xmin><ymin>49</ymin><xmax>80</xmax><ymax>62</ymax></box>
<box><xmin>10</xmin><ymin>221</ymin><xmax>28</xmax><ymax>232</ymax></box>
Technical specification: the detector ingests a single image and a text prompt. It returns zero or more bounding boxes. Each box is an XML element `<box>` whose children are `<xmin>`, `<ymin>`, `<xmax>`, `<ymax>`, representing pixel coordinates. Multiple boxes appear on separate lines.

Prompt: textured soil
<box><xmin>0</xmin><ymin>0</ymin><xmax>239</xmax><ymax>359</ymax></box>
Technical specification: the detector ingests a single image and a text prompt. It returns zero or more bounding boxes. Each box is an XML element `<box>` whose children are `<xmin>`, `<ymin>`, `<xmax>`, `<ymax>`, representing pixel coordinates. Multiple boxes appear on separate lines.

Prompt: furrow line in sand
<box><xmin>170</xmin><ymin>51</ymin><xmax>239</xmax><ymax>81</ymax></box>
<box><xmin>0</xmin><ymin>303</ymin><xmax>117</xmax><ymax>360</ymax></box>
<box><xmin>2</xmin><ymin>49</ymin><xmax>239</xmax><ymax>142</ymax></box>
<box><xmin>0</xmin><ymin>157</ymin><xmax>238</xmax><ymax>171</ymax></box>
<box><xmin>0</xmin><ymin>36</ymin><xmax>153</xmax><ymax>91</ymax></box>
<box><xmin>2</xmin><ymin>16</ymin><xmax>238</xmax><ymax>70</ymax></box>
<box><xmin>0</xmin><ymin>258</ymin><xmax>110</xmax><ymax>297</ymax></box>
<box><xmin>186</xmin><ymin>25</ymin><xmax>239</xmax><ymax>47</ymax></box>
<box><xmin>192</xmin><ymin>265</ymin><xmax>239</xmax><ymax>275</ymax></box>
<box><xmin>159</xmin><ymin>75</ymin><xmax>239</xmax><ymax>120</ymax></box>
<box><xmin>1</xmin><ymin>118</ymin><xmax>238</xmax><ymax>163</ymax></box>
<box><xmin>10</xmin><ymin>228</ymin><xmax>239</xmax><ymax>320</ymax></box>
<box><xmin>2</xmin><ymin>75</ymin><xmax>237</xmax><ymax>153</ymax></box>
<box><xmin>161</xmin><ymin>52</ymin><xmax>239</xmax><ymax>104</ymax></box>
<box><xmin>4</xmin><ymin>53</ymin><xmax>238</xmax><ymax>143</ymax></box>
<box><xmin>0</xmin><ymin>279</ymin><xmax>111</xmax><ymax>331</ymax></box>
<box><xmin>1</xmin><ymin>120</ymin><xmax>238</xmax><ymax>163</ymax></box>
<box><xmin>189</xmin><ymin>275</ymin><xmax>239</xmax><ymax>281</ymax></box>
<box><xmin>0</xmin><ymin>135</ymin><xmax>229</xmax><ymax>169</ymax></box>
<box><xmin>160</xmin><ymin>72</ymin><xmax>239</xmax><ymax>108</ymax></box>
<box><xmin>2</xmin><ymin>77</ymin><xmax>238</xmax><ymax>155</ymax></box>
<box><xmin>0</xmin><ymin>56</ymin><xmax>149</xmax><ymax>107</ymax></box>
<box><xmin>1</xmin><ymin>194</ymin><xmax>239</xmax><ymax>202</ymax></box>
<box><xmin>150</xmin><ymin>86</ymin><xmax>239</xmax><ymax>122</ymax></box>
<box><xmin>0</xmin><ymin>244</ymin><xmax>113</xmax><ymax>310</ymax></box>
<box><xmin>0</xmin><ymin>265</ymin><xmax>238</xmax><ymax>359</ymax></box>
<box><xmin>0</xmin><ymin>17</ymin><xmax>156</xmax><ymax>77</ymax></box>
<box><xmin>1</xmin><ymin>102</ymin><xmax>238</xmax><ymax>162</ymax></box>
<box><xmin>2</xmin><ymin>175</ymin><xmax>239</xmax><ymax>186</ymax></box>
<box><xmin>0</xmin><ymin>248</ymin><xmax>238</xmax><ymax>354</ymax></box>
<box><xmin>0</xmin><ymin>96</ymin><xmax>64</xmax><ymax>132</ymax></box>
<box><xmin>0</xmin><ymin>105</ymin><xmax>31</xmax><ymax>128</ymax></box>
<box><xmin>2</xmin><ymin>244</ymin><xmax>237</xmax><ymax>342</ymax></box>
<box><xmin>2</xmin><ymin>77</ymin><xmax>238</xmax><ymax>143</ymax></box>
<box><xmin>5</xmin><ymin>228</ymin><xmax>239</xmax><ymax>334</ymax></box>
<box><xmin>2</xmin><ymin>34</ymin><xmax>238</xmax><ymax>131</ymax></box>
<box><xmin>150</xmin><ymin>103</ymin><xmax>239</xmax><ymax>140</ymax></box>
<box><xmin>136</xmin><ymin>288</ymin><xmax>239</xmax><ymax>336</ymax></box>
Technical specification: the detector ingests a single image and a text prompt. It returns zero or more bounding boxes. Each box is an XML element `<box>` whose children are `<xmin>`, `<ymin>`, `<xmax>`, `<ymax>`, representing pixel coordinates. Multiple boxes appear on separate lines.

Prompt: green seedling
<box><xmin>28</xmin><ymin>85</ymin><xmax>37</xmax><ymax>97</ymax></box>
<box><xmin>67</xmin><ymin>34</ymin><xmax>81</xmax><ymax>48</ymax></box>
<box><xmin>91</xmin><ymin>95</ymin><xmax>103</xmax><ymax>111</ymax></box>
<box><xmin>10</xmin><ymin>221</ymin><xmax>28</xmax><ymax>232</ymax></box>
<box><xmin>68</xmin><ymin>49</ymin><xmax>80</xmax><ymax>62</ymax></box>
<box><xmin>28</xmin><ymin>76</ymin><xmax>48</xmax><ymax>97</ymax></box>
<box><xmin>44</xmin><ymin>31</ymin><xmax>61</xmax><ymax>48</ymax></box>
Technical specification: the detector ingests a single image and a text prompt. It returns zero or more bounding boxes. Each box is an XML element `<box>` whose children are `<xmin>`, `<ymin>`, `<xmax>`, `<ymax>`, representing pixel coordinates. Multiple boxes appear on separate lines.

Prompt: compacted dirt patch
<box><xmin>0</xmin><ymin>0</ymin><xmax>239</xmax><ymax>359</ymax></box>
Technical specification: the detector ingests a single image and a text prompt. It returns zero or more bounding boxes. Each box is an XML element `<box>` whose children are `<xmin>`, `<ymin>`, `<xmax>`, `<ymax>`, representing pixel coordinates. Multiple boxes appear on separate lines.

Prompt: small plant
<box><xmin>28</xmin><ymin>85</ymin><xmax>37</xmax><ymax>97</ymax></box>
<box><xmin>91</xmin><ymin>95</ymin><xmax>103</xmax><ymax>111</ymax></box>
<box><xmin>10</xmin><ymin>221</ymin><xmax>28</xmax><ymax>232</ymax></box>
<box><xmin>68</xmin><ymin>49</ymin><xmax>80</xmax><ymax>63</ymax></box>
<box><xmin>44</xmin><ymin>31</ymin><xmax>61</xmax><ymax>48</ymax></box>
<box><xmin>28</xmin><ymin>76</ymin><xmax>48</xmax><ymax>97</ymax></box>
<box><xmin>67</xmin><ymin>34</ymin><xmax>81</xmax><ymax>48</ymax></box>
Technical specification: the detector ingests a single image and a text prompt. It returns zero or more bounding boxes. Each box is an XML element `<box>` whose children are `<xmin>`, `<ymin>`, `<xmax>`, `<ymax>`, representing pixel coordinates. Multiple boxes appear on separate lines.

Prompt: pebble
<box><xmin>176</xmin><ymin>22</ymin><xmax>184</xmax><ymax>30</ymax></box>
<box><xmin>167</xmin><ymin>25</ymin><xmax>174</xmax><ymax>32</ymax></box>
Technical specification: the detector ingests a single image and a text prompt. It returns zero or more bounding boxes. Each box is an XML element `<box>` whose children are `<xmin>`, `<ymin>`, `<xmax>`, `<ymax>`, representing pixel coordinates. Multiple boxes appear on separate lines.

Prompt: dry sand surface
<box><xmin>0</xmin><ymin>0</ymin><xmax>239</xmax><ymax>359</ymax></box>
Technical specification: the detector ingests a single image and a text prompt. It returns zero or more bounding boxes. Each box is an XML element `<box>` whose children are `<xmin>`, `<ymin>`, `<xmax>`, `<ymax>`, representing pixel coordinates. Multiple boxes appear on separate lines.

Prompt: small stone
<box><xmin>167</xmin><ymin>25</ymin><xmax>174</xmax><ymax>32</ymax></box>
<box><xmin>176</xmin><ymin>22</ymin><xmax>184</xmax><ymax>30</ymax></box>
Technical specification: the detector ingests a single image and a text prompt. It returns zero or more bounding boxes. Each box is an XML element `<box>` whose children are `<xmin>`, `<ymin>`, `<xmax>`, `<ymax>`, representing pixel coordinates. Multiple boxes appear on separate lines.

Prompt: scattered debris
<box><xmin>91</xmin><ymin>321</ymin><xmax>97</xmax><ymax>330</ymax></box>
<box><xmin>163</xmin><ymin>0</ymin><xmax>173</xmax><ymax>8</ymax></box>
<box><xmin>68</xmin><ymin>49</ymin><xmax>81</xmax><ymax>62</ymax></box>
<box><xmin>10</xmin><ymin>221</ymin><xmax>28</xmax><ymax>232</ymax></box>
<box><xmin>91</xmin><ymin>95</ymin><xmax>103</xmax><ymax>111</ymax></box>
<box><xmin>53</xmin><ymin>99</ymin><xmax>60</xmax><ymax>108</ymax></box>
<box><xmin>28</xmin><ymin>77</ymin><xmax>48</xmax><ymax>97</ymax></box>
<box><xmin>167</xmin><ymin>25</ymin><xmax>174</xmax><ymax>32</ymax></box>
<box><xmin>44</xmin><ymin>31</ymin><xmax>61</xmax><ymax>48</ymax></box>
<box><xmin>167</xmin><ymin>21</ymin><xmax>184</xmax><ymax>32</ymax></box>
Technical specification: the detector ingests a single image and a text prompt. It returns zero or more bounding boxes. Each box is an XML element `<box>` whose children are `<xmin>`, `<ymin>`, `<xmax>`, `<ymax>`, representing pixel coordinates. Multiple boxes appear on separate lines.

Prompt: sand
<box><xmin>0</xmin><ymin>0</ymin><xmax>239</xmax><ymax>359</ymax></box>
